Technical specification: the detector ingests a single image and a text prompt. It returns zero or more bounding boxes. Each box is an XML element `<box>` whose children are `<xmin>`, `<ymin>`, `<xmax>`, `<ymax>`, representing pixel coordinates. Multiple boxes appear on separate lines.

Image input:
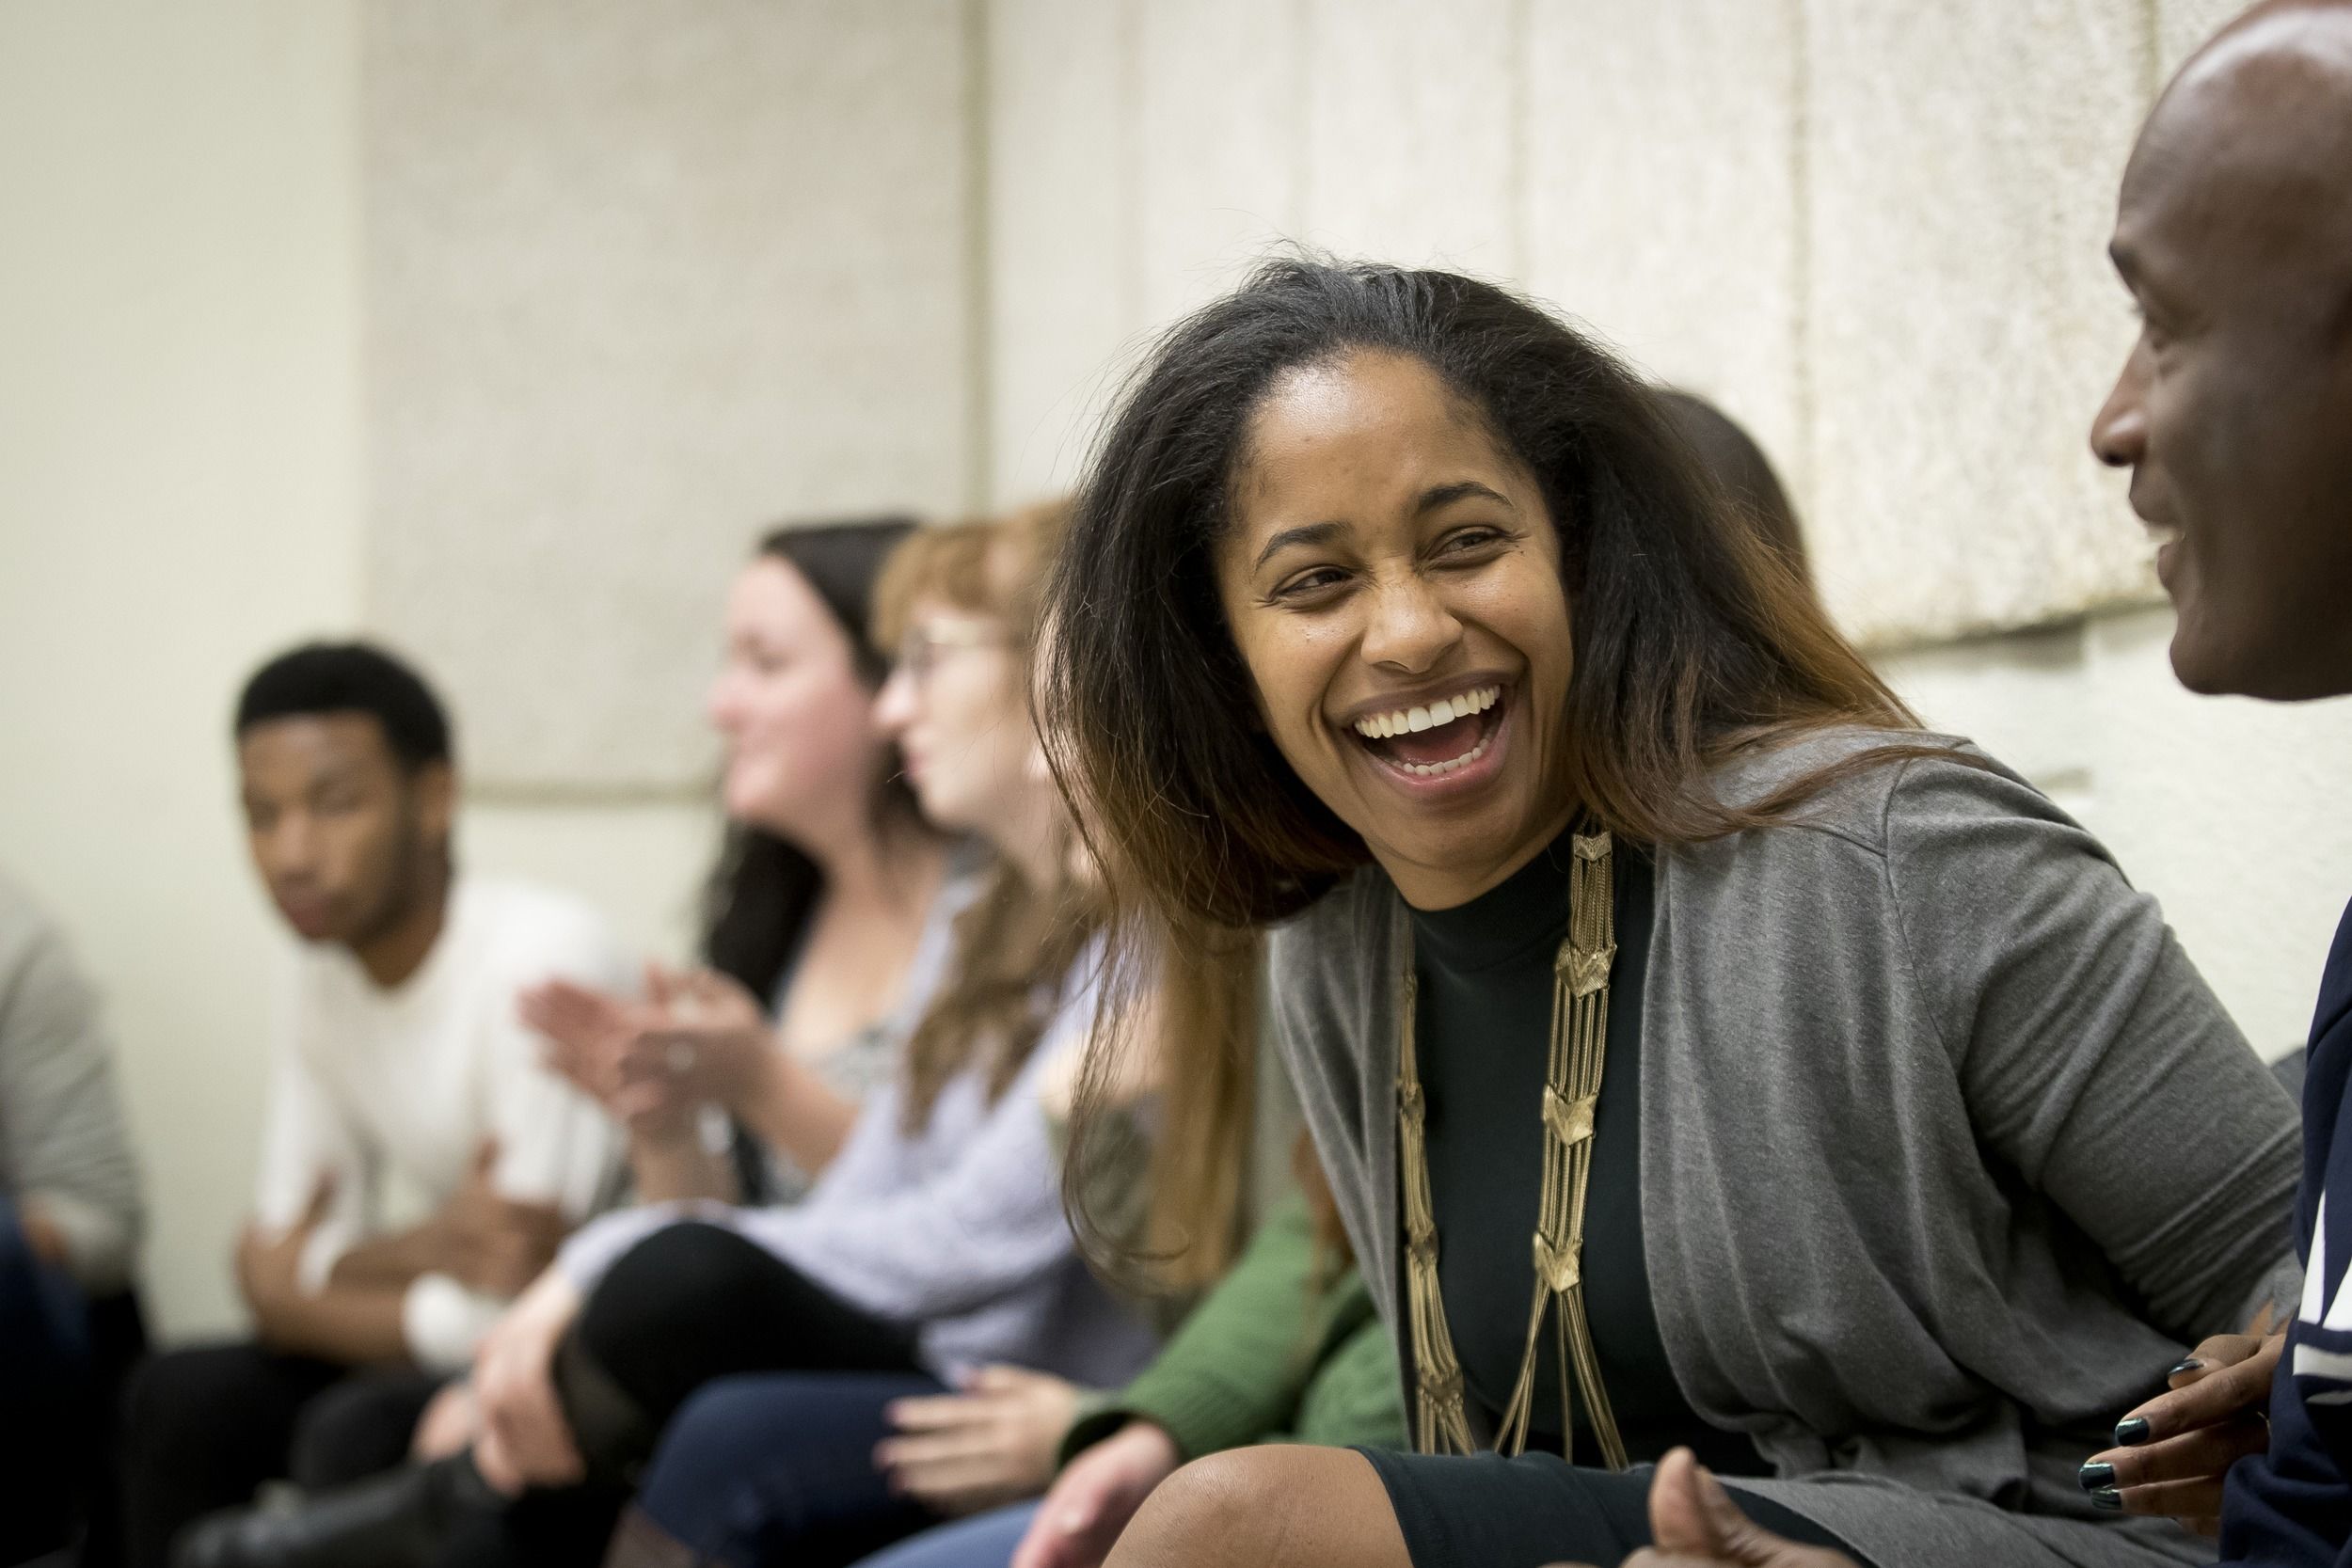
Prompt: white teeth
<box><xmin>1351</xmin><ymin>684</ymin><xmax>1502</xmax><ymax>739</ymax></box>
<box><xmin>1396</xmin><ymin>728</ymin><xmax>1496</xmax><ymax>778</ymax></box>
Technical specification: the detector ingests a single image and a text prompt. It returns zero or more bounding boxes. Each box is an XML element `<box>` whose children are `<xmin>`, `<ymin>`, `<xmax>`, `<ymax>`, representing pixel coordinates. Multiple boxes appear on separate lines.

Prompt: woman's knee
<box><xmin>1105</xmin><ymin>1447</ymin><xmax>1408</xmax><ymax>1568</ymax></box>
<box><xmin>584</xmin><ymin>1224</ymin><xmax>771</xmax><ymax>1339</ymax></box>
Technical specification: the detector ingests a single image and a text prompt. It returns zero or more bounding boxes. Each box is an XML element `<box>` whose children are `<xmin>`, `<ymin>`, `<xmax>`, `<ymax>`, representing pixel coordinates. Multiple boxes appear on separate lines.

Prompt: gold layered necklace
<box><xmin>1395</xmin><ymin>826</ymin><xmax>1627</xmax><ymax>1466</ymax></box>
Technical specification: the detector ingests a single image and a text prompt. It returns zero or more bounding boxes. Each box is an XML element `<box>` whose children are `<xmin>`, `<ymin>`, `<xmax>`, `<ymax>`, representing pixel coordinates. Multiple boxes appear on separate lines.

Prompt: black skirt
<box><xmin>1359</xmin><ymin>1448</ymin><xmax>1875</xmax><ymax>1568</ymax></box>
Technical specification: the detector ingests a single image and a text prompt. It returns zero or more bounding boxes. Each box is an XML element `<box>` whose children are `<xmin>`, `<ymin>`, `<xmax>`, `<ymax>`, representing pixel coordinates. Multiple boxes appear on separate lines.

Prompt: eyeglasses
<box><xmin>895</xmin><ymin>619</ymin><xmax>1007</xmax><ymax>681</ymax></box>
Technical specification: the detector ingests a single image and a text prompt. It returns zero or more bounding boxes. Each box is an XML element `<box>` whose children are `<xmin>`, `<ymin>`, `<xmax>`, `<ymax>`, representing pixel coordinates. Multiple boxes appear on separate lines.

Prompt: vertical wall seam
<box><xmin>961</xmin><ymin>0</ymin><xmax>995</xmax><ymax>512</ymax></box>
<box><xmin>1505</xmin><ymin>0</ymin><xmax>1532</xmax><ymax>280</ymax></box>
<box><xmin>1788</xmin><ymin>0</ymin><xmax>1818</xmax><ymax>515</ymax></box>
<box><xmin>1116</xmin><ymin>0</ymin><xmax>1145</xmax><ymax>341</ymax></box>
<box><xmin>1291</xmin><ymin>0</ymin><xmax>1313</xmax><ymax>245</ymax></box>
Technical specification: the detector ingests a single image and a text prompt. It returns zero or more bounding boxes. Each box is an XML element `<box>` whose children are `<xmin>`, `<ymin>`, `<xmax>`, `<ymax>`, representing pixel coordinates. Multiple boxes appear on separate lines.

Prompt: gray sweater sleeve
<box><xmin>1882</xmin><ymin>755</ymin><xmax>2300</xmax><ymax>1338</ymax></box>
<box><xmin>0</xmin><ymin>879</ymin><xmax>144</xmax><ymax>1293</ymax></box>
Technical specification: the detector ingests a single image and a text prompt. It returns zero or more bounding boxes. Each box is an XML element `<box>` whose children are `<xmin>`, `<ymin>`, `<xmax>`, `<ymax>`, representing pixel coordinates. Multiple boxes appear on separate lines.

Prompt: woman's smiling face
<box><xmin>1214</xmin><ymin>349</ymin><xmax>1577</xmax><ymax>910</ymax></box>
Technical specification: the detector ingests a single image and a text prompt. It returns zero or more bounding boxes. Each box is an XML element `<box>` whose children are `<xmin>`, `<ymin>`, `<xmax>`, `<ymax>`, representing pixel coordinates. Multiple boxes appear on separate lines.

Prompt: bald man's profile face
<box><xmin>2090</xmin><ymin>2</ymin><xmax>2352</xmax><ymax>701</ymax></box>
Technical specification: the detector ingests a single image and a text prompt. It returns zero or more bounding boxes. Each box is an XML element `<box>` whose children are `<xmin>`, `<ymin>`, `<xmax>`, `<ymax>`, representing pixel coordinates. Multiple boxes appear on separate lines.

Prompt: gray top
<box><xmin>755</xmin><ymin>844</ymin><xmax>985</xmax><ymax>1204</ymax></box>
<box><xmin>564</xmin><ymin>929</ymin><xmax>1156</xmax><ymax>1390</ymax></box>
<box><xmin>1268</xmin><ymin>731</ymin><xmax>2302</xmax><ymax>1568</ymax></box>
<box><xmin>0</xmin><ymin>871</ymin><xmax>143</xmax><ymax>1292</ymax></box>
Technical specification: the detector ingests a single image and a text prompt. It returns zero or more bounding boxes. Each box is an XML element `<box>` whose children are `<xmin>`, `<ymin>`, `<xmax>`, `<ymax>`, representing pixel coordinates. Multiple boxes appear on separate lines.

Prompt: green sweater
<box><xmin>1063</xmin><ymin>1190</ymin><xmax>1405</xmax><ymax>1462</ymax></box>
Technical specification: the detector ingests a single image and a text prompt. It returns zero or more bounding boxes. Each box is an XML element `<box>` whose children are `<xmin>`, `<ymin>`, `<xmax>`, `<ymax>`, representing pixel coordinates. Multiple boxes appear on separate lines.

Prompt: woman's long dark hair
<box><xmin>1041</xmin><ymin>258</ymin><xmax>1934</xmax><ymax>934</ymax></box>
<box><xmin>702</xmin><ymin>516</ymin><xmax>926</xmax><ymax>1003</ymax></box>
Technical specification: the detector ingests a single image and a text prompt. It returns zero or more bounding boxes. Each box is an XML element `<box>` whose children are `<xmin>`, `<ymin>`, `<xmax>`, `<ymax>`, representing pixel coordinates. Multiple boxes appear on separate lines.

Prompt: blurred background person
<box><xmin>520</xmin><ymin>518</ymin><xmax>961</xmax><ymax>1211</ymax></box>
<box><xmin>122</xmin><ymin>643</ymin><xmax>630</xmax><ymax>1568</ymax></box>
<box><xmin>0</xmin><ymin>868</ymin><xmax>145</xmax><ymax>1564</ymax></box>
<box><xmin>181</xmin><ymin>508</ymin><xmax>1156</xmax><ymax>1568</ymax></box>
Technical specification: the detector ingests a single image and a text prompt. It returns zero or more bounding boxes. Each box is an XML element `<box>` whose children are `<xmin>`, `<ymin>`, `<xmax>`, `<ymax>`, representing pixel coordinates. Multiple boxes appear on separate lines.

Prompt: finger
<box><xmin>472</xmin><ymin>1427</ymin><xmax>526</xmax><ymax>1498</ymax></box>
<box><xmin>644</xmin><ymin>960</ymin><xmax>680</xmax><ymax>1007</ymax></box>
<box><xmin>1685</xmin><ymin>1459</ymin><xmax>1788</xmax><ymax>1563</ymax></box>
<box><xmin>1646</xmin><ymin>1449</ymin><xmax>1727</xmax><ymax>1555</ymax></box>
<box><xmin>298</xmin><ymin>1172</ymin><xmax>339</xmax><ymax>1229</ymax></box>
<box><xmin>2185</xmin><ymin>1517</ymin><xmax>2222</xmax><ymax>1541</ymax></box>
<box><xmin>471</xmin><ymin>1137</ymin><xmax>501</xmax><ymax>1182</ymax></box>
<box><xmin>966</xmin><ymin>1365</ymin><xmax>1027</xmax><ymax>1393</ymax></box>
<box><xmin>2248</xmin><ymin>1300</ymin><xmax>2280</xmax><ymax>1337</ymax></box>
<box><xmin>2113</xmin><ymin>1343</ymin><xmax>2282</xmax><ymax>1444</ymax></box>
<box><xmin>2084</xmin><ymin>1417</ymin><xmax>2266</xmax><ymax>1490</ymax></box>
<box><xmin>876</xmin><ymin>1431</ymin><xmax>999</xmax><ymax>1470</ymax></box>
<box><xmin>888</xmin><ymin>1394</ymin><xmax>990</xmax><ymax>1432</ymax></box>
<box><xmin>2100</xmin><ymin>1476</ymin><xmax>2231</xmax><ymax>1519</ymax></box>
<box><xmin>2171</xmin><ymin>1334</ymin><xmax>2265</xmax><ymax>1381</ymax></box>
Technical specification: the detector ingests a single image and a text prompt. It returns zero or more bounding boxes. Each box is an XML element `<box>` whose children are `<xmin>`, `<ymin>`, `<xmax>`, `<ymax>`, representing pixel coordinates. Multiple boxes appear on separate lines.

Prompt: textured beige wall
<box><xmin>1803</xmin><ymin>0</ymin><xmax>2156</xmax><ymax>644</ymax></box>
<box><xmin>364</xmin><ymin>0</ymin><xmax>977</xmax><ymax>792</ymax></box>
<box><xmin>0</xmin><ymin>0</ymin><xmax>368</xmax><ymax>1336</ymax></box>
<box><xmin>979</xmin><ymin>0</ymin><xmax>2188</xmax><ymax>648</ymax></box>
<box><xmin>1524</xmin><ymin>0</ymin><xmax>1807</xmax><ymax>500</ymax></box>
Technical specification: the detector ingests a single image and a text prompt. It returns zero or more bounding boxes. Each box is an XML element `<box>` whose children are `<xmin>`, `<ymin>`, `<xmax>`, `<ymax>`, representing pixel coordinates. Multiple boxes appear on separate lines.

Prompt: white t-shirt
<box><xmin>252</xmin><ymin>876</ymin><xmax>628</xmax><ymax>1370</ymax></box>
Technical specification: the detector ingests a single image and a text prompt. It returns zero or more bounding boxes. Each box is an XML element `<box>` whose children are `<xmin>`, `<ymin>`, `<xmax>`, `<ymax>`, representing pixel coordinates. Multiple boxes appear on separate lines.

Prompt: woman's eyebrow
<box><xmin>1416</xmin><ymin>480</ymin><xmax>1511</xmax><ymax>515</ymax></box>
<box><xmin>1252</xmin><ymin>519</ymin><xmax>1346</xmax><ymax>571</ymax></box>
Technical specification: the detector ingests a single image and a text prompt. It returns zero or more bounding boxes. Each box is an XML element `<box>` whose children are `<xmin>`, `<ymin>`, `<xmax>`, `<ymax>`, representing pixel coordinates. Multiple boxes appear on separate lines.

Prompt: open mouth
<box><xmin>1349</xmin><ymin>684</ymin><xmax>1503</xmax><ymax>779</ymax></box>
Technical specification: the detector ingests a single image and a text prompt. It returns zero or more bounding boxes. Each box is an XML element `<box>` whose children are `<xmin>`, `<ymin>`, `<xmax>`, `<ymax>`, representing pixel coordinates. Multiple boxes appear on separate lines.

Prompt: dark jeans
<box><xmin>442</xmin><ymin>1222</ymin><xmax>927</xmax><ymax>1568</ymax></box>
<box><xmin>119</xmin><ymin>1342</ymin><xmax>441</xmax><ymax>1568</ymax></box>
<box><xmin>634</xmin><ymin>1371</ymin><xmax>947</xmax><ymax>1568</ymax></box>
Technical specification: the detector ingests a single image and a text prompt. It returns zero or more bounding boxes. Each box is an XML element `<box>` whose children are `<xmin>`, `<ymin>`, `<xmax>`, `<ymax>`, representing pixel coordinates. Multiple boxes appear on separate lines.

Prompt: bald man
<box><xmin>2087</xmin><ymin>5</ymin><xmax>2352</xmax><ymax>1565</ymax></box>
<box><xmin>1550</xmin><ymin>4</ymin><xmax>2352</xmax><ymax>1566</ymax></box>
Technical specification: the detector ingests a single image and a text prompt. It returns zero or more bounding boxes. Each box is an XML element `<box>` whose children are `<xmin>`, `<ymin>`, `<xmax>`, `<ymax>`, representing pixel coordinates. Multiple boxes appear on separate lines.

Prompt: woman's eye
<box><xmin>1272</xmin><ymin>568</ymin><xmax>1347</xmax><ymax>601</ymax></box>
<box><xmin>1437</xmin><ymin>527</ymin><xmax>1507</xmax><ymax>558</ymax></box>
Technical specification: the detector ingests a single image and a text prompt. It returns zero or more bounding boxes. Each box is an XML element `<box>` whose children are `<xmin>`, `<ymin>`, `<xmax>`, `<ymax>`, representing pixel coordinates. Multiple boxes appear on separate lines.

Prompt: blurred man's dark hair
<box><xmin>234</xmin><ymin>641</ymin><xmax>453</xmax><ymax>772</ymax></box>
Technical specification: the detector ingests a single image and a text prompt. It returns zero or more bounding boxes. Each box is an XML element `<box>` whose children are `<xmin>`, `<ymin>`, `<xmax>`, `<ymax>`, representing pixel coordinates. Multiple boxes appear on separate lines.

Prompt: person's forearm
<box><xmin>628</xmin><ymin>1125</ymin><xmax>738</xmax><ymax>1204</ymax></box>
<box><xmin>327</xmin><ymin>1221</ymin><xmax>448</xmax><ymax>1290</ymax></box>
<box><xmin>252</xmin><ymin>1281</ymin><xmax>412</xmax><ymax>1365</ymax></box>
<box><xmin>733</xmin><ymin>1052</ymin><xmax>859</xmax><ymax>1179</ymax></box>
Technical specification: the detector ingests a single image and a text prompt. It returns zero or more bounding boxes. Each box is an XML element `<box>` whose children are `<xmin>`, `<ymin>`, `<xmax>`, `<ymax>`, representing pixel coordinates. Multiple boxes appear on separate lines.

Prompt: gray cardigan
<box><xmin>1267</xmin><ymin>732</ymin><xmax>2301</xmax><ymax>1568</ymax></box>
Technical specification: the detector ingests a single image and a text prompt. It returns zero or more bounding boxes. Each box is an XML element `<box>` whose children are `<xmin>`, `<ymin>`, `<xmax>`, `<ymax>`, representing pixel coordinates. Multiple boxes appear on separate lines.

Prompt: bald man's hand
<box><xmin>1548</xmin><ymin>1449</ymin><xmax>1861</xmax><ymax>1568</ymax></box>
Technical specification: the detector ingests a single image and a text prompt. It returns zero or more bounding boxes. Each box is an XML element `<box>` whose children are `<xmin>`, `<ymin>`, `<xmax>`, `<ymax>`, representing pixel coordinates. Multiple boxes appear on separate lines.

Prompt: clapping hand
<box><xmin>611</xmin><ymin>962</ymin><xmax>776</xmax><ymax>1117</ymax></box>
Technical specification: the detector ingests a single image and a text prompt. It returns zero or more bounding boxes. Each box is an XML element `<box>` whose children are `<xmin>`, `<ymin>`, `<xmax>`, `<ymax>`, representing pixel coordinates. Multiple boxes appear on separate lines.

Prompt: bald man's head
<box><xmin>2090</xmin><ymin>0</ymin><xmax>2352</xmax><ymax>701</ymax></box>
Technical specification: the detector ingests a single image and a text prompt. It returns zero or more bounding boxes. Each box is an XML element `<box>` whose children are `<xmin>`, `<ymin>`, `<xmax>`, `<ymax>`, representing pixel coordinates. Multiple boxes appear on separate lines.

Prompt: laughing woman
<box><xmin>1037</xmin><ymin>260</ymin><xmax>2301</xmax><ymax>1568</ymax></box>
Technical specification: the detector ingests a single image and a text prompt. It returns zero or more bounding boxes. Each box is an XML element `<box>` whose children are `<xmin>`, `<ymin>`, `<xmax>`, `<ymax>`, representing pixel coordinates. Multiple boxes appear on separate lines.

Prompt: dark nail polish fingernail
<box><xmin>2079</xmin><ymin>1463</ymin><xmax>2116</xmax><ymax>1491</ymax></box>
<box><xmin>2169</xmin><ymin>1359</ymin><xmax>2204</xmax><ymax>1377</ymax></box>
<box><xmin>2113</xmin><ymin>1418</ymin><xmax>2151</xmax><ymax>1446</ymax></box>
<box><xmin>2091</xmin><ymin>1487</ymin><xmax>2122</xmax><ymax>1511</ymax></box>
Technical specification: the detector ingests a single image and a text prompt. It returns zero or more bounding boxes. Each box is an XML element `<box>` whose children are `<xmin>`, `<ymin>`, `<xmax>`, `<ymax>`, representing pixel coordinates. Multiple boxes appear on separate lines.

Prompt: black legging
<box><xmin>1361</xmin><ymin>1448</ymin><xmax>1876</xmax><ymax>1568</ymax></box>
<box><xmin>440</xmin><ymin>1221</ymin><xmax>922</xmax><ymax>1567</ymax></box>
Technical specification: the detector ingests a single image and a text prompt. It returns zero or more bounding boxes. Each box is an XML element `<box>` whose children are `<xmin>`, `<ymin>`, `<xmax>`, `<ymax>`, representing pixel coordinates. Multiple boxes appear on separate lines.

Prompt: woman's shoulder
<box><xmin>1701</xmin><ymin>724</ymin><xmax>2074</xmax><ymax>861</ymax></box>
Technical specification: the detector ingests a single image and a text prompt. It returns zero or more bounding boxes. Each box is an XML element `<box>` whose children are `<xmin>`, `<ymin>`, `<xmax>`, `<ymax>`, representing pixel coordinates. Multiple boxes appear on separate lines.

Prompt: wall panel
<box><xmin>363</xmin><ymin>0</ymin><xmax>973</xmax><ymax>790</ymax></box>
<box><xmin>1803</xmin><ymin>0</ymin><xmax>2155</xmax><ymax>645</ymax></box>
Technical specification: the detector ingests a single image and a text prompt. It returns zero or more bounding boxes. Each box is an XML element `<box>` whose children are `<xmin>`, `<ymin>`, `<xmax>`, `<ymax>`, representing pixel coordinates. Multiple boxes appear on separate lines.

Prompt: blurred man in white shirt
<box><xmin>120</xmin><ymin>641</ymin><xmax>628</xmax><ymax>1568</ymax></box>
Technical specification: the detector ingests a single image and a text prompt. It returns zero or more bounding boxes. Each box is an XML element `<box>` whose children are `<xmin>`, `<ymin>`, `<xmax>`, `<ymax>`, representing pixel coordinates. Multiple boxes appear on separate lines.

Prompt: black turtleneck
<box><xmin>1406</xmin><ymin>826</ymin><xmax>1756</xmax><ymax>1475</ymax></box>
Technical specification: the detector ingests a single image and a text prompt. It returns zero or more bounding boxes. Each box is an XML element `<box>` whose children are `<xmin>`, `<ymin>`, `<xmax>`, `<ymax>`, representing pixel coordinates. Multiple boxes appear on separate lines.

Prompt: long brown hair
<box><xmin>1040</xmin><ymin>258</ymin><xmax>1938</xmax><ymax>936</ymax></box>
<box><xmin>704</xmin><ymin>518</ymin><xmax>930</xmax><ymax>1005</ymax></box>
<box><xmin>872</xmin><ymin>504</ymin><xmax>1102</xmax><ymax>1132</ymax></box>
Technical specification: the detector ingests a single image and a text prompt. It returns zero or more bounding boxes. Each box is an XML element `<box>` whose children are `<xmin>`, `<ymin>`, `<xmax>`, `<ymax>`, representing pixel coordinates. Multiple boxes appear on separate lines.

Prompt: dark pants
<box><xmin>119</xmin><ymin>1342</ymin><xmax>440</xmax><ymax>1568</ymax></box>
<box><xmin>634</xmin><ymin>1371</ymin><xmax>947</xmax><ymax>1568</ymax></box>
<box><xmin>2</xmin><ymin>1201</ymin><xmax>93</xmax><ymax>1563</ymax></box>
<box><xmin>442</xmin><ymin>1222</ymin><xmax>927</xmax><ymax>1568</ymax></box>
